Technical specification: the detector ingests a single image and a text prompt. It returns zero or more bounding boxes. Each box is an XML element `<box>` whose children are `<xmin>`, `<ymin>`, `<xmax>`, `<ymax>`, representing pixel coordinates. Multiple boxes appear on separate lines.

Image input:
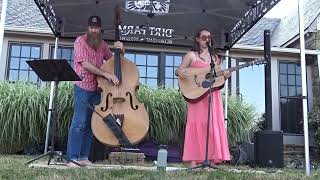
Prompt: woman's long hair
<box><xmin>191</xmin><ymin>28</ymin><xmax>220</xmax><ymax>57</ymax></box>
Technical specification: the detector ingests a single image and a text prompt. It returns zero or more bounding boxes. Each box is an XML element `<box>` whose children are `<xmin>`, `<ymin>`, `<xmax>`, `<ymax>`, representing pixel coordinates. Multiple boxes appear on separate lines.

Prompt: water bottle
<box><xmin>157</xmin><ymin>145</ymin><xmax>168</xmax><ymax>171</ymax></box>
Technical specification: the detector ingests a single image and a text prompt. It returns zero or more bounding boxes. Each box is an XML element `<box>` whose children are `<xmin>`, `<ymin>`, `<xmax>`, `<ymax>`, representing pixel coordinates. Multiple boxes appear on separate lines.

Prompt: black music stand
<box><xmin>25</xmin><ymin>59</ymin><xmax>82</xmax><ymax>167</ymax></box>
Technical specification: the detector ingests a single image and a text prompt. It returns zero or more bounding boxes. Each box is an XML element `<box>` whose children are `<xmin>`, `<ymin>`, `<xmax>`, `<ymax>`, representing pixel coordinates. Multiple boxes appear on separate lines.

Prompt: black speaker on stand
<box><xmin>254</xmin><ymin>130</ymin><xmax>284</xmax><ymax>168</ymax></box>
<box><xmin>253</xmin><ymin>30</ymin><xmax>283</xmax><ymax>168</ymax></box>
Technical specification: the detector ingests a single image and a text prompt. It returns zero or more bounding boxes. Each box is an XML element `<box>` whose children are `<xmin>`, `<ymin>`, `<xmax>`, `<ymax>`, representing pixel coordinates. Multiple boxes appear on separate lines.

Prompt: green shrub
<box><xmin>309</xmin><ymin>99</ymin><xmax>320</xmax><ymax>148</ymax></box>
<box><xmin>137</xmin><ymin>86</ymin><xmax>187</xmax><ymax>146</ymax></box>
<box><xmin>0</xmin><ymin>82</ymin><xmax>259</xmax><ymax>153</ymax></box>
<box><xmin>226</xmin><ymin>96</ymin><xmax>260</xmax><ymax>146</ymax></box>
<box><xmin>0</xmin><ymin>82</ymin><xmax>48</xmax><ymax>153</ymax></box>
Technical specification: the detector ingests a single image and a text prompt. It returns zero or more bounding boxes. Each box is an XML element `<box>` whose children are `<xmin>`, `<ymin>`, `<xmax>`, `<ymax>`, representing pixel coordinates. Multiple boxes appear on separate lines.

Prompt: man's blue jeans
<box><xmin>67</xmin><ymin>85</ymin><xmax>100</xmax><ymax>161</ymax></box>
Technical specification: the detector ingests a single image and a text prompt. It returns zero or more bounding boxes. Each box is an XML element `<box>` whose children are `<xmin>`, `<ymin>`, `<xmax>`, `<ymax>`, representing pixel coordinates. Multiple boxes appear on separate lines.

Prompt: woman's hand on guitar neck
<box><xmin>177</xmin><ymin>68</ymin><xmax>190</xmax><ymax>78</ymax></box>
<box><xmin>223</xmin><ymin>70</ymin><xmax>231</xmax><ymax>80</ymax></box>
<box><xmin>103</xmin><ymin>72</ymin><xmax>120</xmax><ymax>85</ymax></box>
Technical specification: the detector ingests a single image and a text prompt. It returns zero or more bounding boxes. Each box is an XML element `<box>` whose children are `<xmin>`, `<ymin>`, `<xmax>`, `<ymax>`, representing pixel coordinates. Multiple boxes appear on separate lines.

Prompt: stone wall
<box><xmin>284</xmin><ymin>144</ymin><xmax>318</xmax><ymax>168</ymax></box>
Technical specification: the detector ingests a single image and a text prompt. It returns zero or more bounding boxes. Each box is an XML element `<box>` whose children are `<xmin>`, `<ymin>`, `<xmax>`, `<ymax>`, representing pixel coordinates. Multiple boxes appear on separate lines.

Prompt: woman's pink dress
<box><xmin>182</xmin><ymin>59</ymin><xmax>231</xmax><ymax>164</ymax></box>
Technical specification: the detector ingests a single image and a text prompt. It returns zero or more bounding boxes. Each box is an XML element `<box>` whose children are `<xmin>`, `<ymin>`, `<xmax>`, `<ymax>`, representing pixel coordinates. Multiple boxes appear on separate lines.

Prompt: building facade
<box><xmin>1</xmin><ymin>0</ymin><xmax>320</xmax><ymax>149</ymax></box>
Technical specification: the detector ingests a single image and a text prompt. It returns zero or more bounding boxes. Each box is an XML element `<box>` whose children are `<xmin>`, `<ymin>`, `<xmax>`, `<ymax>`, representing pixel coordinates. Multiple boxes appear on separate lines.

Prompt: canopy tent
<box><xmin>35</xmin><ymin>0</ymin><xmax>280</xmax><ymax>49</ymax></box>
<box><xmin>26</xmin><ymin>0</ymin><xmax>312</xmax><ymax>175</ymax></box>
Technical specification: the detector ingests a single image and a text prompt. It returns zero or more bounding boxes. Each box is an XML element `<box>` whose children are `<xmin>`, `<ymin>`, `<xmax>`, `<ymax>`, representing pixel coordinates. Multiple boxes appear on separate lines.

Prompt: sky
<box><xmin>264</xmin><ymin>0</ymin><xmax>298</xmax><ymax>18</ymax></box>
<box><xmin>238</xmin><ymin>63</ymin><xmax>265</xmax><ymax>116</ymax></box>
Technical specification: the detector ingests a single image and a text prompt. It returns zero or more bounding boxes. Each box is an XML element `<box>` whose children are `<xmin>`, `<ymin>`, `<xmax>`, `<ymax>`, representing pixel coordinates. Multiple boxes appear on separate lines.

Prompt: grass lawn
<box><xmin>0</xmin><ymin>155</ymin><xmax>319</xmax><ymax>180</ymax></box>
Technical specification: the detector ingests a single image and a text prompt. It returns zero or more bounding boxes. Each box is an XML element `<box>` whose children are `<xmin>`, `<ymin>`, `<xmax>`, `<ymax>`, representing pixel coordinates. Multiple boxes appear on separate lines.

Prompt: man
<box><xmin>66</xmin><ymin>15</ymin><xmax>124</xmax><ymax>167</ymax></box>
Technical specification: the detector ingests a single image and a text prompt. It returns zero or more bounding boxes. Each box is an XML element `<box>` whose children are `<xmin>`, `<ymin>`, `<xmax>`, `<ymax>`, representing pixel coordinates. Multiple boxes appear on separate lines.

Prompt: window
<box><xmin>279</xmin><ymin>62</ymin><xmax>303</xmax><ymax>134</ymax></box>
<box><xmin>165</xmin><ymin>54</ymin><xmax>182</xmax><ymax>88</ymax></box>
<box><xmin>124</xmin><ymin>52</ymin><xmax>159</xmax><ymax>87</ymax></box>
<box><xmin>7</xmin><ymin>43</ymin><xmax>42</xmax><ymax>83</ymax></box>
<box><xmin>50</xmin><ymin>46</ymin><xmax>74</xmax><ymax>67</ymax></box>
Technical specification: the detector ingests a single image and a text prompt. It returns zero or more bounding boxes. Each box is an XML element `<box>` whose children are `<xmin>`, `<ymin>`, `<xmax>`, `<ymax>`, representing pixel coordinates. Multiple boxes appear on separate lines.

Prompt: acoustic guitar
<box><xmin>178</xmin><ymin>58</ymin><xmax>267</xmax><ymax>102</ymax></box>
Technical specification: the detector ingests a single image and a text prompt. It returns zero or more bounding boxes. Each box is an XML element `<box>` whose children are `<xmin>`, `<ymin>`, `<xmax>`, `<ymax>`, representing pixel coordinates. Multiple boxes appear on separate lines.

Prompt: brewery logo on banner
<box><xmin>122</xmin><ymin>0</ymin><xmax>174</xmax><ymax>44</ymax></box>
<box><xmin>125</xmin><ymin>0</ymin><xmax>170</xmax><ymax>14</ymax></box>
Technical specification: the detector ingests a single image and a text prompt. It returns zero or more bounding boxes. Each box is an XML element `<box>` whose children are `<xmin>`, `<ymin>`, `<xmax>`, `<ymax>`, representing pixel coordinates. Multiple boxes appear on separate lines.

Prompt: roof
<box><xmin>2</xmin><ymin>0</ymin><xmax>50</xmax><ymax>31</ymax></box>
<box><xmin>236</xmin><ymin>17</ymin><xmax>280</xmax><ymax>46</ymax></box>
<box><xmin>270</xmin><ymin>0</ymin><xmax>320</xmax><ymax>47</ymax></box>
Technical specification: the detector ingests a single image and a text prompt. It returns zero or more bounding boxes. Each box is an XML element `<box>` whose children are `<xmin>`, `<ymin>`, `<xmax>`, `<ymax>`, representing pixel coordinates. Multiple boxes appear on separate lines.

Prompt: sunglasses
<box><xmin>199</xmin><ymin>35</ymin><xmax>212</xmax><ymax>41</ymax></box>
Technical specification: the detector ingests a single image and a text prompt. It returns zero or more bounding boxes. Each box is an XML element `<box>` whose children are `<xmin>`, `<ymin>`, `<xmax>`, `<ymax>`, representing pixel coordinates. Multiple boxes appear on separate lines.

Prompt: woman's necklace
<box><xmin>199</xmin><ymin>51</ymin><xmax>211</xmax><ymax>64</ymax></box>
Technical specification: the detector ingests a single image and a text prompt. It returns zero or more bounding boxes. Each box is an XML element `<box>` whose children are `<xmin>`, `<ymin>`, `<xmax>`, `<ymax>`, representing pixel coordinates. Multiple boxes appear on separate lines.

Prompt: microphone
<box><xmin>206</xmin><ymin>41</ymin><xmax>214</xmax><ymax>55</ymax></box>
<box><xmin>205</xmin><ymin>40</ymin><xmax>217</xmax><ymax>79</ymax></box>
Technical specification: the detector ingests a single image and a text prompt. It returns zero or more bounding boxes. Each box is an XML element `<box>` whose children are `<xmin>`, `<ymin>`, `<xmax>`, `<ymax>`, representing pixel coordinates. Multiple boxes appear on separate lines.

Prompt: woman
<box><xmin>176</xmin><ymin>28</ymin><xmax>231</xmax><ymax>167</ymax></box>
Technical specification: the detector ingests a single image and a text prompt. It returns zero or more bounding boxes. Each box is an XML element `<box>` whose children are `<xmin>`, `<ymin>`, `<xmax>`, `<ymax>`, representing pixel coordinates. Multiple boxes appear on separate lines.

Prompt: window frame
<box><xmin>278</xmin><ymin>61</ymin><xmax>304</xmax><ymax>134</ymax></box>
<box><xmin>163</xmin><ymin>53</ymin><xmax>184</xmax><ymax>88</ymax></box>
<box><xmin>124</xmin><ymin>50</ymin><xmax>161</xmax><ymax>87</ymax></box>
<box><xmin>49</xmin><ymin>44</ymin><xmax>74</xmax><ymax>66</ymax></box>
<box><xmin>6</xmin><ymin>41</ymin><xmax>43</xmax><ymax>83</ymax></box>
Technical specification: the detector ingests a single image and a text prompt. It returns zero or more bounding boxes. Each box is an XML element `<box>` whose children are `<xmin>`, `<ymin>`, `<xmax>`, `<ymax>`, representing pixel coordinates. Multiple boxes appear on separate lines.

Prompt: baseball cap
<box><xmin>88</xmin><ymin>16</ymin><xmax>102</xmax><ymax>27</ymax></box>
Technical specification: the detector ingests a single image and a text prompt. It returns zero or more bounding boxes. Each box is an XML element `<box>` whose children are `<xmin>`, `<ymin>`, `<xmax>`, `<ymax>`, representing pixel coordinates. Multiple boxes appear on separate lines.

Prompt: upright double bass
<box><xmin>91</xmin><ymin>6</ymin><xmax>149</xmax><ymax>146</ymax></box>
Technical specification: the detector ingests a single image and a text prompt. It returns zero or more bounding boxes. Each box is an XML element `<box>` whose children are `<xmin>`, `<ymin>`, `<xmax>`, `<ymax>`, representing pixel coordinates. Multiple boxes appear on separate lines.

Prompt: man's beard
<box><xmin>86</xmin><ymin>32</ymin><xmax>102</xmax><ymax>50</ymax></box>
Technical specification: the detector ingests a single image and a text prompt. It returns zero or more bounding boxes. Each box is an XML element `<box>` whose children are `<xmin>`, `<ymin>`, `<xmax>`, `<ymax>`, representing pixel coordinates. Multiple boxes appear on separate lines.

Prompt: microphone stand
<box><xmin>189</xmin><ymin>42</ymin><xmax>218</xmax><ymax>170</ymax></box>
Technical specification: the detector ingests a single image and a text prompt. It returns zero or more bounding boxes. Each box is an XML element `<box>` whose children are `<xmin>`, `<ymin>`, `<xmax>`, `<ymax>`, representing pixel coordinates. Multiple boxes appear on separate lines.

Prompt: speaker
<box><xmin>254</xmin><ymin>130</ymin><xmax>283</xmax><ymax>168</ymax></box>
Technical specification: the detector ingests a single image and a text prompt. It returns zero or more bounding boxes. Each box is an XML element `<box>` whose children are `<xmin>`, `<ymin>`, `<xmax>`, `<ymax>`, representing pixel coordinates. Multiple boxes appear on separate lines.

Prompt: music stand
<box><xmin>25</xmin><ymin>59</ymin><xmax>82</xmax><ymax>167</ymax></box>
